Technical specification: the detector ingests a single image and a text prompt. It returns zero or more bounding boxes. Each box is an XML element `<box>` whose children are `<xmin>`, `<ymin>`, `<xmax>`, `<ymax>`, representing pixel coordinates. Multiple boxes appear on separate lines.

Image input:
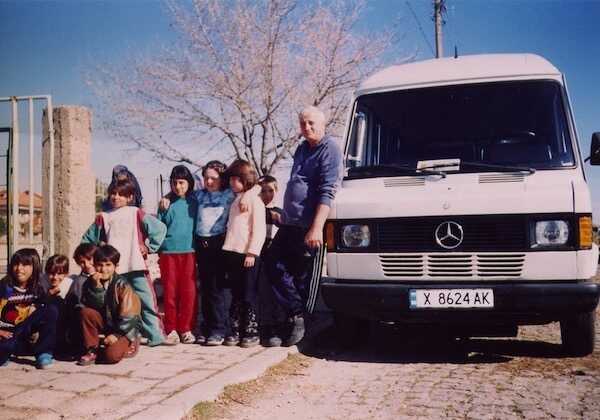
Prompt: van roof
<box><xmin>356</xmin><ymin>54</ymin><xmax>562</xmax><ymax>95</ymax></box>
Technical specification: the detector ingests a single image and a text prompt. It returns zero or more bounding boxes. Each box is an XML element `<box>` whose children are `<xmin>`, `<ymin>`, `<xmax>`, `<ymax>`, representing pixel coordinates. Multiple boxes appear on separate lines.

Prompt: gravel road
<box><xmin>213</xmin><ymin>310</ymin><xmax>600</xmax><ymax>420</ymax></box>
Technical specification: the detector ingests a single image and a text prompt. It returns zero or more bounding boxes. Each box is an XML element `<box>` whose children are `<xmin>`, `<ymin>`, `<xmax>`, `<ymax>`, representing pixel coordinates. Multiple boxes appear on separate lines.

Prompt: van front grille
<box><xmin>377</xmin><ymin>215</ymin><xmax>528</xmax><ymax>252</ymax></box>
<box><xmin>379</xmin><ymin>253</ymin><xmax>525</xmax><ymax>279</ymax></box>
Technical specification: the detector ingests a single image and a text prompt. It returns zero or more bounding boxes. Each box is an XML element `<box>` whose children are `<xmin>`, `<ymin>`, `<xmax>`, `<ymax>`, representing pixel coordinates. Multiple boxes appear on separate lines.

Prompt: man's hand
<box><xmin>304</xmin><ymin>226</ymin><xmax>323</xmax><ymax>249</ymax></box>
<box><xmin>0</xmin><ymin>330</ymin><xmax>13</xmax><ymax>340</ymax></box>
<box><xmin>244</xmin><ymin>255</ymin><xmax>256</xmax><ymax>268</ymax></box>
<box><xmin>29</xmin><ymin>332</ymin><xmax>39</xmax><ymax>344</ymax></box>
<box><xmin>305</xmin><ymin>204</ymin><xmax>330</xmax><ymax>249</ymax></box>
<box><xmin>104</xmin><ymin>334</ymin><xmax>118</xmax><ymax>346</ymax></box>
<box><xmin>158</xmin><ymin>197</ymin><xmax>171</xmax><ymax>211</ymax></box>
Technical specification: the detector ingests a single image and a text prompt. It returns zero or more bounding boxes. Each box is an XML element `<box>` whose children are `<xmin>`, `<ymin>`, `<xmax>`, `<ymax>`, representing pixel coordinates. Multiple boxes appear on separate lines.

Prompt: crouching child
<box><xmin>78</xmin><ymin>245</ymin><xmax>141</xmax><ymax>365</ymax></box>
<box><xmin>41</xmin><ymin>255</ymin><xmax>84</xmax><ymax>360</ymax></box>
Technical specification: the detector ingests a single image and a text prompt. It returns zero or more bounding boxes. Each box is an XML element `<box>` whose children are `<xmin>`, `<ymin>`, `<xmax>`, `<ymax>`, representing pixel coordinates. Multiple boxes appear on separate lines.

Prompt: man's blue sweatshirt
<box><xmin>283</xmin><ymin>135</ymin><xmax>343</xmax><ymax>228</ymax></box>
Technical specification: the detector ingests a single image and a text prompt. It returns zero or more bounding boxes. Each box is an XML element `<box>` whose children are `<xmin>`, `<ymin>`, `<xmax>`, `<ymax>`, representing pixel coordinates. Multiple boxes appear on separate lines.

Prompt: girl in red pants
<box><xmin>157</xmin><ymin>165</ymin><xmax>198</xmax><ymax>344</ymax></box>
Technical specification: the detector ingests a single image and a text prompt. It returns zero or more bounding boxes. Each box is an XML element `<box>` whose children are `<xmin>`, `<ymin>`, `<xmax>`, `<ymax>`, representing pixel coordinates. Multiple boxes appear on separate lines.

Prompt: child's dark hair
<box><xmin>93</xmin><ymin>245</ymin><xmax>121</xmax><ymax>266</ymax></box>
<box><xmin>7</xmin><ymin>248</ymin><xmax>42</xmax><ymax>291</ymax></box>
<box><xmin>108</xmin><ymin>179</ymin><xmax>135</xmax><ymax>199</ymax></box>
<box><xmin>226</xmin><ymin>159</ymin><xmax>258</xmax><ymax>192</ymax></box>
<box><xmin>73</xmin><ymin>243</ymin><xmax>97</xmax><ymax>262</ymax></box>
<box><xmin>201</xmin><ymin>160</ymin><xmax>227</xmax><ymax>191</ymax></box>
<box><xmin>45</xmin><ymin>254</ymin><xmax>69</xmax><ymax>274</ymax></box>
<box><xmin>259</xmin><ymin>175</ymin><xmax>278</xmax><ymax>187</ymax></box>
<box><xmin>168</xmin><ymin>165</ymin><xmax>195</xmax><ymax>200</ymax></box>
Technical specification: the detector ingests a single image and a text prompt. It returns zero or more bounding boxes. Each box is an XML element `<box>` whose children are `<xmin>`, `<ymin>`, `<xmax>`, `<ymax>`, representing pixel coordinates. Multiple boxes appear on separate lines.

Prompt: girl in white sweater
<box><xmin>222</xmin><ymin>160</ymin><xmax>266</xmax><ymax>347</ymax></box>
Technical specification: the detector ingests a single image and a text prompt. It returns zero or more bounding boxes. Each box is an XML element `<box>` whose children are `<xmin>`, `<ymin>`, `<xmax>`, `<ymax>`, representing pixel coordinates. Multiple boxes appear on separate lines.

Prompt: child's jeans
<box><xmin>80</xmin><ymin>307</ymin><xmax>131</xmax><ymax>363</ymax></box>
<box><xmin>223</xmin><ymin>251</ymin><xmax>260</xmax><ymax>337</ymax></box>
<box><xmin>158</xmin><ymin>252</ymin><xmax>197</xmax><ymax>334</ymax></box>
<box><xmin>0</xmin><ymin>305</ymin><xmax>59</xmax><ymax>365</ymax></box>
<box><xmin>195</xmin><ymin>235</ymin><xmax>227</xmax><ymax>337</ymax></box>
<box><xmin>125</xmin><ymin>271</ymin><xmax>165</xmax><ymax>346</ymax></box>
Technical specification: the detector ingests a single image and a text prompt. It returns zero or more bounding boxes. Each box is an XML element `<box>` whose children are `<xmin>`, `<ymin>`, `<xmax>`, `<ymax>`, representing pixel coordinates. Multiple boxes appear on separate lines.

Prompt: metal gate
<box><xmin>0</xmin><ymin>96</ymin><xmax>55</xmax><ymax>270</ymax></box>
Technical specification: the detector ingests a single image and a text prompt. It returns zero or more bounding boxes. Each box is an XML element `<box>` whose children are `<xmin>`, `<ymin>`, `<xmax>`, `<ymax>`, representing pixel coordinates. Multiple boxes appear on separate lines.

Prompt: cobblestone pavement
<box><xmin>0</xmin><ymin>342</ymin><xmax>296</xmax><ymax>420</ymax></box>
<box><xmin>222</xmin><ymin>310</ymin><xmax>600</xmax><ymax>420</ymax></box>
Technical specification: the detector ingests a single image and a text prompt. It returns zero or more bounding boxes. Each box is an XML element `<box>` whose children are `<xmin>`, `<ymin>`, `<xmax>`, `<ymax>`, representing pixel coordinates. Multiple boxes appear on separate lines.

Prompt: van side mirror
<box><xmin>347</xmin><ymin>112</ymin><xmax>366</xmax><ymax>166</ymax></box>
<box><xmin>588</xmin><ymin>132</ymin><xmax>600</xmax><ymax>165</ymax></box>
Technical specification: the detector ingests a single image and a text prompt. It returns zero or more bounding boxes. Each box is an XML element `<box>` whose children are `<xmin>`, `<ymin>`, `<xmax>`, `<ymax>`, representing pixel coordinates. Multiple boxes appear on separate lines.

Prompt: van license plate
<box><xmin>409</xmin><ymin>289</ymin><xmax>494</xmax><ymax>309</ymax></box>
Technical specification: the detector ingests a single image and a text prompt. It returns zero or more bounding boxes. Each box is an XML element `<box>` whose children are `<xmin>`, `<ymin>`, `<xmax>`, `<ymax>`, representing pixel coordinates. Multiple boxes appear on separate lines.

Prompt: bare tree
<box><xmin>87</xmin><ymin>0</ymin><xmax>403</xmax><ymax>175</ymax></box>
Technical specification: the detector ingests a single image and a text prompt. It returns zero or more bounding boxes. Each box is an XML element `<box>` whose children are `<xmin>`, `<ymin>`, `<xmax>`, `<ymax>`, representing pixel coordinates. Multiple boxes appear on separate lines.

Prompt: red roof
<box><xmin>0</xmin><ymin>189</ymin><xmax>43</xmax><ymax>209</ymax></box>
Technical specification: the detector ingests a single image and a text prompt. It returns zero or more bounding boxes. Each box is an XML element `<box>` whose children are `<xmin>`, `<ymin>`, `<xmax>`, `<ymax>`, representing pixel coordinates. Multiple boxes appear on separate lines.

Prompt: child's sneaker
<box><xmin>35</xmin><ymin>353</ymin><xmax>54</xmax><ymax>369</ymax></box>
<box><xmin>261</xmin><ymin>326</ymin><xmax>283</xmax><ymax>347</ymax></box>
<box><xmin>180</xmin><ymin>331</ymin><xmax>196</xmax><ymax>344</ymax></box>
<box><xmin>223</xmin><ymin>333</ymin><xmax>240</xmax><ymax>346</ymax></box>
<box><xmin>124</xmin><ymin>338</ymin><xmax>140</xmax><ymax>359</ymax></box>
<box><xmin>78</xmin><ymin>350</ymin><xmax>97</xmax><ymax>366</ymax></box>
<box><xmin>204</xmin><ymin>335</ymin><xmax>224</xmax><ymax>346</ymax></box>
<box><xmin>164</xmin><ymin>330</ymin><xmax>180</xmax><ymax>346</ymax></box>
<box><xmin>240</xmin><ymin>335</ymin><xmax>259</xmax><ymax>348</ymax></box>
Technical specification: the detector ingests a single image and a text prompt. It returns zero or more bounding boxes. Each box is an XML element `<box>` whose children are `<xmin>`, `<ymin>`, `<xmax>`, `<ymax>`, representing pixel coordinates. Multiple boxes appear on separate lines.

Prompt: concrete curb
<box><xmin>129</xmin><ymin>315</ymin><xmax>331</xmax><ymax>420</ymax></box>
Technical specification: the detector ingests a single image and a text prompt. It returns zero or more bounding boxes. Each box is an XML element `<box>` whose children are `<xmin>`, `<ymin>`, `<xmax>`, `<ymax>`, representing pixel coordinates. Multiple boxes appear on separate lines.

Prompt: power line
<box><xmin>406</xmin><ymin>1</ymin><xmax>435</xmax><ymax>57</ymax></box>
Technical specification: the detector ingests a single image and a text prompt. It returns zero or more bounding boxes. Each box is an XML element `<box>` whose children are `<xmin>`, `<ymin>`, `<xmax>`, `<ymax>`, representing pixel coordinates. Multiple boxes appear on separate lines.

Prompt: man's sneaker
<box><xmin>139</xmin><ymin>337</ymin><xmax>149</xmax><ymax>346</ymax></box>
<box><xmin>195</xmin><ymin>334</ymin><xmax>207</xmax><ymax>345</ymax></box>
<box><xmin>0</xmin><ymin>359</ymin><xmax>9</xmax><ymax>367</ymax></box>
<box><xmin>223</xmin><ymin>333</ymin><xmax>240</xmax><ymax>346</ymax></box>
<box><xmin>35</xmin><ymin>353</ymin><xmax>54</xmax><ymax>369</ymax></box>
<box><xmin>124</xmin><ymin>338</ymin><xmax>140</xmax><ymax>359</ymax></box>
<box><xmin>283</xmin><ymin>315</ymin><xmax>305</xmax><ymax>347</ymax></box>
<box><xmin>240</xmin><ymin>335</ymin><xmax>259</xmax><ymax>348</ymax></box>
<box><xmin>78</xmin><ymin>350</ymin><xmax>97</xmax><ymax>366</ymax></box>
<box><xmin>163</xmin><ymin>330</ymin><xmax>180</xmax><ymax>346</ymax></box>
<box><xmin>204</xmin><ymin>335</ymin><xmax>224</xmax><ymax>346</ymax></box>
<box><xmin>180</xmin><ymin>331</ymin><xmax>196</xmax><ymax>344</ymax></box>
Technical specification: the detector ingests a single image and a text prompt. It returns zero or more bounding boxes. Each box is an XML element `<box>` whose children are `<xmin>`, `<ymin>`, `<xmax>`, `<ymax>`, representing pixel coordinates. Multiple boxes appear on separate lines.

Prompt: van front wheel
<box><xmin>560</xmin><ymin>311</ymin><xmax>596</xmax><ymax>357</ymax></box>
<box><xmin>333</xmin><ymin>312</ymin><xmax>369</xmax><ymax>345</ymax></box>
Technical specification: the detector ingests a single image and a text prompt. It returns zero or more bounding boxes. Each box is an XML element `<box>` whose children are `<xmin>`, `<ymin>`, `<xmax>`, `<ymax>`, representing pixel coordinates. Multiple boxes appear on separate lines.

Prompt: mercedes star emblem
<box><xmin>434</xmin><ymin>221</ymin><xmax>464</xmax><ymax>249</ymax></box>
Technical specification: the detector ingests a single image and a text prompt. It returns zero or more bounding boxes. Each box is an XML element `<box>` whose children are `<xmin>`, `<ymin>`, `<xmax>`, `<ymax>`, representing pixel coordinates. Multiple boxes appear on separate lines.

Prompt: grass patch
<box><xmin>185</xmin><ymin>353</ymin><xmax>311</xmax><ymax>420</ymax></box>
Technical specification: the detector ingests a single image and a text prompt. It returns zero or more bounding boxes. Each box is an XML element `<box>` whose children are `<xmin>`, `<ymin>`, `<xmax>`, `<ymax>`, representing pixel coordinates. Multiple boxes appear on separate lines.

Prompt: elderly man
<box><xmin>265</xmin><ymin>106</ymin><xmax>343</xmax><ymax>347</ymax></box>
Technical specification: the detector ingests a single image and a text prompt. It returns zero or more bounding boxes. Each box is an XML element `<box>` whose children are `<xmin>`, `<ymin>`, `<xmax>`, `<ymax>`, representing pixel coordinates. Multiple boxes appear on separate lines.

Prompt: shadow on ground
<box><xmin>301</xmin><ymin>317</ymin><xmax>566</xmax><ymax>365</ymax></box>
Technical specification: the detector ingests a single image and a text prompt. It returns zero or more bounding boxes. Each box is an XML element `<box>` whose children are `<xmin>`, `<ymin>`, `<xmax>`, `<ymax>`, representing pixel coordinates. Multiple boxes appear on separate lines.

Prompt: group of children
<box><xmin>0</xmin><ymin>159</ymin><xmax>284</xmax><ymax>368</ymax></box>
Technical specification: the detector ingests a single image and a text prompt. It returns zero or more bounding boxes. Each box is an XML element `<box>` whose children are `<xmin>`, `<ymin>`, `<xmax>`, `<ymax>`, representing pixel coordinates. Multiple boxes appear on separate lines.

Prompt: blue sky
<box><xmin>1</xmin><ymin>0</ymin><xmax>600</xmax><ymax>214</ymax></box>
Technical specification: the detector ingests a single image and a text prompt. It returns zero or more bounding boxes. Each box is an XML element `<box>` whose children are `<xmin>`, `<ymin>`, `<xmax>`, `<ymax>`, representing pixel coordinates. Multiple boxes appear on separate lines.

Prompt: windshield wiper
<box><xmin>460</xmin><ymin>161</ymin><xmax>536</xmax><ymax>174</ymax></box>
<box><xmin>347</xmin><ymin>164</ymin><xmax>446</xmax><ymax>178</ymax></box>
<box><xmin>417</xmin><ymin>161</ymin><xmax>535</xmax><ymax>174</ymax></box>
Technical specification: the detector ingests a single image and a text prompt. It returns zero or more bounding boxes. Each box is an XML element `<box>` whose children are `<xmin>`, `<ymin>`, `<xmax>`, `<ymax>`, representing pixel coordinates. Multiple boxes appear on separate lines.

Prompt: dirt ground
<box><xmin>190</xmin><ymin>309</ymin><xmax>600</xmax><ymax>420</ymax></box>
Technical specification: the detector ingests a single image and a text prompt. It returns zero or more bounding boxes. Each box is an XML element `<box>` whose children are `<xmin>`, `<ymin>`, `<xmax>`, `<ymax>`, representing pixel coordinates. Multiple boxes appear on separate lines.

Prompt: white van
<box><xmin>319</xmin><ymin>54</ymin><xmax>600</xmax><ymax>356</ymax></box>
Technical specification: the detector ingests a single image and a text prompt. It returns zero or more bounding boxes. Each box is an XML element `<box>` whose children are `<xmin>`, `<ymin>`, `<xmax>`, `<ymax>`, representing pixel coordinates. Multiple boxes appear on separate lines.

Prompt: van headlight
<box><xmin>341</xmin><ymin>224</ymin><xmax>371</xmax><ymax>248</ymax></box>
<box><xmin>533</xmin><ymin>220</ymin><xmax>569</xmax><ymax>247</ymax></box>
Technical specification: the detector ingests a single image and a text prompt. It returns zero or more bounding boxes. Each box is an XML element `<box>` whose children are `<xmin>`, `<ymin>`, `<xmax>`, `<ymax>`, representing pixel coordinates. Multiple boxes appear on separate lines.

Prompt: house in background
<box><xmin>0</xmin><ymin>189</ymin><xmax>43</xmax><ymax>242</ymax></box>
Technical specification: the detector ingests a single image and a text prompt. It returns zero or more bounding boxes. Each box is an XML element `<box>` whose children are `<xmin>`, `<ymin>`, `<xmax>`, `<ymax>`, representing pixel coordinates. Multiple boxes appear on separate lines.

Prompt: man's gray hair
<box><xmin>298</xmin><ymin>105</ymin><xmax>326</xmax><ymax>122</ymax></box>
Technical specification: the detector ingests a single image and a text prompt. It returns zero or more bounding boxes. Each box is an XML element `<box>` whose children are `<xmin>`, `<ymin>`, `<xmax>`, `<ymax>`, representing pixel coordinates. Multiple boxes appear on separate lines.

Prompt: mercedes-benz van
<box><xmin>319</xmin><ymin>54</ymin><xmax>600</xmax><ymax>356</ymax></box>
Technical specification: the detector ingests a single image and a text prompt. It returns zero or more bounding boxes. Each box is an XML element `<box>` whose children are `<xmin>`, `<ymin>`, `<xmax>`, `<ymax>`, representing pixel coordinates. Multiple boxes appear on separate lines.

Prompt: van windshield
<box><xmin>346</xmin><ymin>81</ymin><xmax>576</xmax><ymax>177</ymax></box>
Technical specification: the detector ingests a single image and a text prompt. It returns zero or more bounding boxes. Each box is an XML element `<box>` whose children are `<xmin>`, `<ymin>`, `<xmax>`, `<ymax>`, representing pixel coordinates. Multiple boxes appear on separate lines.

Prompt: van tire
<box><xmin>333</xmin><ymin>312</ymin><xmax>369</xmax><ymax>345</ymax></box>
<box><xmin>560</xmin><ymin>311</ymin><xmax>596</xmax><ymax>357</ymax></box>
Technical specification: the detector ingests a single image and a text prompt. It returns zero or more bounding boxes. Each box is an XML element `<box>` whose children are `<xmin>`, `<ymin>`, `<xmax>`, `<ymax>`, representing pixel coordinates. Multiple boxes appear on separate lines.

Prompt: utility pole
<box><xmin>434</xmin><ymin>0</ymin><xmax>444</xmax><ymax>58</ymax></box>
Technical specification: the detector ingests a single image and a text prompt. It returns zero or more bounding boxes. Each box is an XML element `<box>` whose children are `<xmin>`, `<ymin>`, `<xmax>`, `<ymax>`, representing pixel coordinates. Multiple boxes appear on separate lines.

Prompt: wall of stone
<box><xmin>42</xmin><ymin>106</ymin><xmax>95</xmax><ymax>272</ymax></box>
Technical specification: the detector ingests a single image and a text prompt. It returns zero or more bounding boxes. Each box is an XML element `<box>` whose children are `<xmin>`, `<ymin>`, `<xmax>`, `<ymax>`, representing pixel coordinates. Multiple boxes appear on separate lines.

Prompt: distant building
<box><xmin>95</xmin><ymin>178</ymin><xmax>108</xmax><ymax>211</ymax></box>
<box><xmin>0</xmin><ymin>189</ymin><xmax>43</xmax><ymax>239</ymax></box>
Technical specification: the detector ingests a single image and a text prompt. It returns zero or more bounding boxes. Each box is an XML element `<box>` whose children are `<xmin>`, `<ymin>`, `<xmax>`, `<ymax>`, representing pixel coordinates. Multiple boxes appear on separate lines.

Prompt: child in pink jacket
<box><xmin>222</xmin><ymin>160</ymin><xmax>266</xmax><ymax>348</ymax></box>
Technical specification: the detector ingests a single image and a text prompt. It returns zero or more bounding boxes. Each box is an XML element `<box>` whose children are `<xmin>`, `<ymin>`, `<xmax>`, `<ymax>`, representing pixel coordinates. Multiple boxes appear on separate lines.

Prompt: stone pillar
<box><xmin>42</xmin><ymin>106</ymin><xmax>95</xmax><ymax>272</ymax></box>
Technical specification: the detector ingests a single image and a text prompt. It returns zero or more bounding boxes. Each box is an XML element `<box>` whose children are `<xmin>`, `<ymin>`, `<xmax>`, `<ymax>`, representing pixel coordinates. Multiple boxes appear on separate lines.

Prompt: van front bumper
<box><xmin>320</xmin><ymin>278</ymin><xmax>600</xmax><ymax>324</ymax></box>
